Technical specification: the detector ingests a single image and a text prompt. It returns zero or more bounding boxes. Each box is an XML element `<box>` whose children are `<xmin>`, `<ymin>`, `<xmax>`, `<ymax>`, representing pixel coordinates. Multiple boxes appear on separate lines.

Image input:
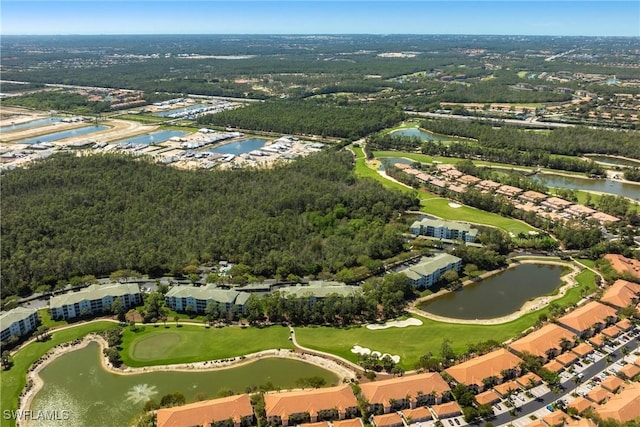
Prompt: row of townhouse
<box><xmin>396</xmin><ymin>163</ymin><xmax>620</xmax><ymax>225</ymax></box>
<box><xmin>49</xmin><ymin>283</ymin><xmax>142</xmax><ymax>320</ymax></box>
<box><xmin>0</xmin><ymin>307</ymin><xmax>39</xmax><ymax>343</ymax></box>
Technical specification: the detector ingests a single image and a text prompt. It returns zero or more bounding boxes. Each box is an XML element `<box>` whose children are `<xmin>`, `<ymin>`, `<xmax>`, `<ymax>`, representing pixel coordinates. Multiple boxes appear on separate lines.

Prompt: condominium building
<box><xmin>399</xmin><ymin>253</ymin><xmax>462</xmax><ymax>288</ymax></box>
<box><xmin>410</xmin><ymin>218</ymin><xmax>478</xmax><ymax>242</ymax></box>
<box><xmin>0</xmin><ymin>307</ymin><xmax>39</xmax><ymax>343</ymax></box>
<box><xmin>50</xmin><ymin>283</ymin><xmax>141</xmax><ymax>320</ymax></box>
<box><xmin>164</xmin><ymin>284</ymin><xmax>251</xmax><ymax>315</ymax></box>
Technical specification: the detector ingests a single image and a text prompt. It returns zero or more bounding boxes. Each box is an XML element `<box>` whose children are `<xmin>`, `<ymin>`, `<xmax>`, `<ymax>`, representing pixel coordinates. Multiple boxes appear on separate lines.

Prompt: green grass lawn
<box><xmin>575</xmin><ymin>258</ymin><xmax>596</xmax><ymax>269</ymax></box>
<box><xmin>120</xmin><ymin>324</ymin><xmax>294</xmax><ymax>367</ymax></box>
<box><xmin>37</xmin><ymin>308</ymin><xmax>67</xmax><ymax>329</ymax></box>
<box><xmin>420</xmin><ymin>198</ymin><xmax>536</xmax><ymax>234</ymax></box>
<box><xmin>352</xmin><ymin>146</ymin><xmax>419</xmax><ymax>193</ymax></box>
<box><xmin>0</xmin><ymin>321</ymin><xmax>115</xmax><ymax>427</ymax></box>
<box><xmin>295</xmin><ymin>312</ymin><xmax>539</xmax><ymax>370</ymax></box>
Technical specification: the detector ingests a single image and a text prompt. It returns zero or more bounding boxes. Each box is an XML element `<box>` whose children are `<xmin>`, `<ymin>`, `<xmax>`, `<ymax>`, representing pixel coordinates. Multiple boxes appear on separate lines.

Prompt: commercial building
<box><xmin>164</xmin><ymin>284</ymin><xmax>251</xmax><ymax>315</ymax></box>
<box><xmin>0</xmin><ymin>307</ymin><xmax>39</xmax><ymax>343</ymax></box>
<box><xmin>50</xmin><ymin>283</ymin><xmax>141</xmax><ymax>320</ymax></box>
<box><xmin>410</xmin><ymin>218</ymin><xmax>478</xmax><ymax>242</ymax></box>
<box><xmin>399</xmin><ymin>254</ymin><xmax>462</xmax><ymax>288</ymax></box>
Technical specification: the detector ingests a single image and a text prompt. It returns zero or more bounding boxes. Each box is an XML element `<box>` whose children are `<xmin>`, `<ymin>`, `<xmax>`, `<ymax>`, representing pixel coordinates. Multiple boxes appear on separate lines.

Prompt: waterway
<box><xmin>377</xmin><ymin>157</ymin><xmax>415</xmax><ymax>171</ymax></box>
<box><xmin>16</xmin><ymin>125</ymin><xmax>109</xmax><ymax>145</ymax></box>
<box><xmin>0</xmin><ymin>117</ymin><xmax>62</xmax><ymax>132</ymax></box>
<box><xmin>531</xmin><ymin>174</ymin><xmax>640</xmax><ymax>200</ymax></box>
<box><xmin>208</xmin><ymin>138</ymin><xmax>267</xmax><ymax>155</ymax></box>
<box><xmin>418</xmin><ymin>264</ymin><xmax>565</xmax><ymax>320</ymax></box>
<box><xmin>390</xmin><ymin>128</ymin><xmax>451</xmax><ymax>142</ymax></box>
<box><xmin>154</xmin><ymin>105</ymin><xmax>206</xmax><ymax>118</ymax></box>
<box><xmin>115</xmin><ymin>130</ymin><xmax>189</xmax><ymax>145</ymax></box>
<box><xmin>585</xmin><ymin>155</ymin><xmax>640</xmax><ymax>168</ymax></box>
<box><xmin>29</xmin><ymin>342</ymin><xmax>338</xmax><ymax>427</ymax></box>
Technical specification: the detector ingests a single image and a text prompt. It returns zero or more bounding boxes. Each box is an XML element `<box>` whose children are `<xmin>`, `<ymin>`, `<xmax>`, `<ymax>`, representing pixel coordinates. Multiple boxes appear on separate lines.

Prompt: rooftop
<box><xmin>0</xmin><ymin>307</ymin><xmax>37</xmax><ymax>328</ymax></box>
<box><xmin>430</xmin><ymin>401</ymin><xmax>462</xmax><ymax>418</ymax></box>
<box><xmin>279</xmin><ymin>281</ymin><xmax>356</xmax><ymax>299</ymax></box>
<box><xmin>156</xmin><ymin>394</ymin><xmax>253</xmax><ymax>427</ymax></box>
<box><xmin>596</xmin><ymin>382</ymin><xmax>640</xmax><ymax>422</ymax></box>
<box><xmin>558</xmin><ymin>301</ymin><xmax>617</xmax><ymax>333</ymax></box>
<box><xmin>445</xmin><ymin>348</ymin><xmax>522</xmax><ymax>387</ymax></box>
<box><xmin>509</xmin><ymin>323</ymin><xmax>575</xmax><ymax>359</ymax></box>
<box><xmin>371</xmin><ymin>413</ymin><xmax>403</xmax><ymax>427</ymax></box>
<box><xmin>165</xmin><ymin>284</ymin><xmax>248</xmax><ymax>305</ymax></box>
<box><xmin>600</xmin><ymin>279</ymin><xmax>640</xmax><ymax>309</ymax></box>
<box><xmin>399</xmin><ymin>253</ymin><xmax>462</xmax><ymax>281</ymax></box>
<box><xmin>50</xmin><ymin>283</ymin><xmax>140</xmax><ymax>308</ymax></box>
<box><xmin>264</xmin><ymin>385</ymin><xmax>358</xmax><ymax>421</ymax></box>
<box><xmin>360</xmin><ymin>372</ymin><xmax>450</xmax><ymax>405</ymax></box>
<box><xmin>567</xmin><ymin>396</ymin><xmax>593</xmax><ymax>414</ymax></box>
<box><xmin>603</xmin><ymin>254</ymin><xmax>640</xmax><ymax>279</ymax></box>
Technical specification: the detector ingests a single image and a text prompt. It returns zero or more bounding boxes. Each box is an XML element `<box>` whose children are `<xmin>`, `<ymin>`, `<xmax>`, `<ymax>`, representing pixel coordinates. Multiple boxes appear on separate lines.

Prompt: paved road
<box><xmin>493</xmin><ymin>334</ymin><xmax>638</xmax><ymax>426</ymax></box>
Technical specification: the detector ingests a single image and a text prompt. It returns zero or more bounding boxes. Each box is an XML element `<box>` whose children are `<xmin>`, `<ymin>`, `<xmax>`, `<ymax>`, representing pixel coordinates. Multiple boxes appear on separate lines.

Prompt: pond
<box><xmin>0</xmin><ymin>117</ymin><xmax>62</xmax><ymax>132</ymax></box>
<box><xmin>378</xmin><ymin>157</ymin><xmax>416</xmax><ymax>171</ymax></box>
<box><xmin>208</xmin><ymin>138</ymin><xmax>268</xmax><ymax>155</ymax></box>
<box><xmin>115</xmin><ymin>130</ymin><xmax>189</xmax><ymax>145</ymax></box>
<box><xmin>390</xmin><ymin>128</ymin><xmax>451</xmax><ymax>142</ymax></box>
<box><xmin>531</xmin><ymin>174</ymin><xmax>640</xmax><ymax>201</ymax></box>
<box><xmin>418</xmin><ymin>263</ymin><xmax>566</xmax><ymax>320</ymax></box>
<box><xmin>29</xmin><ymin>342</ymin><xmax>339</xmax><ymax>427</ymax></box>
<box><xmin>585</xmin><ymin>155</ymin><xmax>640</xmax><ymax>168</ymax></box>
<box><xmin>16</xmin><ymin>126</ymin><xmax>109</xmax><ymax>144</ymax></box>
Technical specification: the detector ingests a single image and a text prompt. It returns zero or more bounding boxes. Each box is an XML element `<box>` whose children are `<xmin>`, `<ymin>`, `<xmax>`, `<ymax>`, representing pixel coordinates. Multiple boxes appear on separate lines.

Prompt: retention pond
<box><xmin>418</xmin><ymin>263</ymin><xmax>566</xmax><ymax>320</ymax></box>
<box><xmin>29</xmin><ymin>342</ymin><xmax>339</xmax><ymax>427</ymax></box>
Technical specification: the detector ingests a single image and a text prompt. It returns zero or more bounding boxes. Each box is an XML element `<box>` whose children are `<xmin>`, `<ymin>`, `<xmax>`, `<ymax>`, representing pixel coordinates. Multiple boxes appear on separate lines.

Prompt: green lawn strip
<box><xmin>574</xmin><ymin>258</ymin><xmax>596</xmax><ymax>269</ymax></box>
<box><xmin>37</xmin><ymin>308</ymin><xmax>67</xmax><ymax>329</ymax></box>
<box><xmin>120</xmin><ymin>324</ymin><xmax>294</xmax><ymax>367</ymax></box>
<box><xmin>420</xmin><ymin>198</ymin><xmax>536</xmax><ymax>234</ymax></box>
<box><xmin>0</xmin><ymin>321</ymin><xmax>115</xmax><ymax>427</ymax></box>
<box><xmin>352</xmin><ymin>147</ymin><xmax>418</xmax><ymax>193</ymax></box>
<box><xmin>295</xmin><ymin>313</ymin><xmax>538</xmax><ymax>370</ymax></box>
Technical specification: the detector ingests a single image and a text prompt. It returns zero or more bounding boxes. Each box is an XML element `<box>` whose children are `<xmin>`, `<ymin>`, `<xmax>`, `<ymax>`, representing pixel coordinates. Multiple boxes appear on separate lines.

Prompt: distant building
<box><xmin>164</xmin><ymin>284</ymin><xmax>251</xmax><ymax>315</ymax></box>
<box><xmin>278</xmin><ymin>281</ymin><xmax>357</xmax><ymax>305</ymax></box>
<box><xmin>399</xmin><ymin>254</ymin><xmax>462</xmax><ymax>288</ymax></box>
<box><xmin>50</xmin><ymin>283</ymin><xmax>141</xmax><ymax>320</ymax></box>
<box><xmin>410</xmin><ymin>218</ymin><xmax>478</xmax><ymax>242</ymax></box>
<box><xmin>0</xmin><ymin>307</ymin><xmax>39</xmax><ymax>343</ymax></box>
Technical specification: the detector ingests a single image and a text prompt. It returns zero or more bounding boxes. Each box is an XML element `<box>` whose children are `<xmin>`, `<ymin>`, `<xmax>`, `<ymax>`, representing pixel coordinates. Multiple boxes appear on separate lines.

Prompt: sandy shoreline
<box><xmin>409</xmin><ymin>259</ymin><xmax>581</xmax><ymax>325</ymax></box>
<box><xmin>18</xmin><ymin>334</ymin><xmax>356</xmax><ymax>424</ymax></box>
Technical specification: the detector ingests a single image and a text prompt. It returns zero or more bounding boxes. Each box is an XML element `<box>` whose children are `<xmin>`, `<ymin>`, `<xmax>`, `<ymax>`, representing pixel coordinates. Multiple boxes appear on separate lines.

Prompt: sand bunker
<box><xmin>448</xmin><ymin>203</ymin><xmax>462</xmax><ymax>208</ymax></box>
<box><xmin>350</xmin><ymin>345</ymin><xmax>400</xmax><ymax>363</ymax></box>
<box><xmin>366</xmin><ymin>318</ymin><xmax>423</xmax><ymax>330</ymax></box>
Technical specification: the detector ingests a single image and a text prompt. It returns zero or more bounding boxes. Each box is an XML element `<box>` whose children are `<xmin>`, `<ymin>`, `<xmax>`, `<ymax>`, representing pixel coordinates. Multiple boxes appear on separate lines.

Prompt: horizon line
<box><xmin>2</xmin><ymin>33</ymin><xmax>639</xmax><ymax>37</ymax></box>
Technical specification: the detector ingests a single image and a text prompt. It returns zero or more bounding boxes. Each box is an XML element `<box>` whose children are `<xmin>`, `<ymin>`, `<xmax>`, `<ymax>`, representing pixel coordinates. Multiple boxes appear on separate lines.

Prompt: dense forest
<box><xmin>197</xmin><ymin>99</ymin><xmax>406</xmax><ymax>139</ymax></box>
<box><xmin>2</xmin><ymin>91</ymin><xmax>111</xmax><ymax>114</ymax></box>
<box><xmin>1</xmin><ymin>151</ymin><xmax>417</xmax><ymax>297</ymax></box>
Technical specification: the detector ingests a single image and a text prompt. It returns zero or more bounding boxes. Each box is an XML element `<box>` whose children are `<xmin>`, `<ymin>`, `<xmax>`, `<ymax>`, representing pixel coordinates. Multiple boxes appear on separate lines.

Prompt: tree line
<box><xmin>1</xmin><ymin>151</ymin><xmax>417</xmax><ymax>297</ymax></box>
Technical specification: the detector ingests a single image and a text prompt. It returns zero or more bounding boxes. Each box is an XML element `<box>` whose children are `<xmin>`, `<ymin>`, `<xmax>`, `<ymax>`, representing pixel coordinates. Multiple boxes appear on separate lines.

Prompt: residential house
<box><xmin>603</xmin><ymin>254</ymin><xmax>640</xmax><ymax>280</ymax></box>
<box><xmin>371</xmin><ymin>413</ymin><xmax>403</xmax><ymax>427</ymax></box>
<box><xmin>571</xmin><ymin>342</ymin><xmax>595</xmax><ymax>359</ymax></box>
<box><xmin>409</xmin><ymin>219</ymin><xmax>478</xmax><ymax>242</ymax></box>
<box><xmin>600</xmin><ymin>280</ymin><xmax>640</xmax><ymax>310</ymax></box>
<box><xmin>50</xmin><ymin>283</ymin><xmax>141</xmax><ymax>320</ymax></box>
<box><xmin>590</xmin><ymin>212</ymin><xmax>620</xmax><ymax>225</ymax></box>
<box><xmin>518</xmin><ymin>191</ymin><xmax>547</xmax><ymax>204</ymax></box>
<box><xmin>564</xmin><ymin>204</ymin><xmax>596</xmax><ymax>219</ymax></box>
<box><xmin>399</xmin><ymin>254</ymin><xmax>462</xmax><ymax>288</ymax></box>
<box><xmin>596</xmin><ymin>383</ymin><xmax>640</xmax><ymax>423</ymax></box>
<box><xmin>332</xmin><ymin>419</ymin><xmax>363</xmax><ymax>427</ymax></box>
<box><xmin>495</xmin><ymin>185</ymin><xmax>523</xmax><ymax>198</ymax></box>
<box><xmin>558</xmin><ymin>301</ymin><xmax>618</xmax><ymax>338</ymax></box>
<box><xmin>541</xmin><ymin>197</ymin><xmax>572</xmax><ymax>211</ymax></box>
<box><xmin>156</xmin><ymin>394</ymin><xmax>254</xmax><ymax>427</ymax></box>
<box><xmin>542</xmin><ymin>410</ymin><xmax>568</xmax><ymax>427</ymax></box>
<box><xmin>509</xmin><ymin>324</ymin><xmax>576</xmax><ymax>361</ymax></box>
<box><xmin>264</xmin><ymin>385</ymin><xmax>359</xmax><ymax>426</ymax></box>
<box><xmin>0</xmin><ymin>307</ymin><xmax>39</xmax><ymax>343</ymax></box>
<box><xmin>600</xmin><ymin>376</ymin><xmax>625</xmax><ymax>393</ymax></box>
<box><xmin>401</xmin><ymin>407</ymin><xmax>432</xmax><ymax>423</ymax></box>
<box><xmin>430</xmin><ymin>402</ymin><xmax>462</xmax><ymax>420</ymax></box>
<box><xmin>567</xmin><ymin>396</ymin><xmax>593</xmax><ymax>415</ymax></box>
<box><xmin>475</xmin><ymin>390</ymin><xmax>501</xmax><ymax>406</ymax></box>
<box><xmin>359</xmin><ymin>372</ymin><xmax>451</xmax><ymax>413</ymax></box>
<box><xmin>515</xmin><ymin>372</ymin><xmax>542</xmax><ymax>389</ymax></box>
<box><xmin>444</xmin><ymin>348</ymin><xmax>523</xmax><ymax>393</ymax></box>
<box><xmin>476</xmin><ymin>180</ymin><xmax>501</xmax><ymax>192</ymax></box>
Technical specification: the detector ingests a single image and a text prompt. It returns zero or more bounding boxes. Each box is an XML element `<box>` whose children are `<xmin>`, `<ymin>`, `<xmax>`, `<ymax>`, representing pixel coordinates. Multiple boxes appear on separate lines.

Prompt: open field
<box><xmin>0</xmin><ymin>321</ymin><xmax>115</xmax><ymax>427</ymax></box>
<box><xmin>121</xmin><ymin>324</ymin><xmax>294</xmax><ymax>367</ymax></box>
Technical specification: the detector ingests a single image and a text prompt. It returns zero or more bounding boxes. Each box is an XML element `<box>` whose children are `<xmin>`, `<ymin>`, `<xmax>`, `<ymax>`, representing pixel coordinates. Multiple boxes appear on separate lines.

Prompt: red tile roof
<box><xmin>601</xmin><ymin>280</ymin><xmax>640</xmax><ymax>309</ymax></box>
<box><xmin>264</xmin><ymin>385</ymin><xmax>358</xmax><ymax>423</ymax></box>
<box><xmin>509</xmin><ymin>324</ymin><xmax>575</xmax><ymax>359</ymax></box>
<box><xmin>360</xmin><ymin>372</ymin><xmax>450</xmax><ymax>405</ymax></box>
<box><xmin>445</xmin><ymin>349</ymin><xmax>522</xmax><ymax>387</ymax></box>
<box><xmin>401</xmin><ymin>406</ymin><xmax>432</xmax><ymax>422</ymax></box>
<box><xmin>431</xmin><ymin>401</ymin><xmax>462</xmax><ymax>418</ymax></box>
<box><xmin>558</xmin><ymin>301</ymin><xmax>617</xmax><ymax>333</ymax></box>
<box><xmin>372</xmin><ymin>413</ymin><xmax>403</xmax><ymax>427</ymax></box>
<box><xmin>603</xmin><ymin>254</ymin><xmax>640</xmax><ymax>279</ymax></box>
<box><xmin>475</xmin><ymin>390</ymin><xmax>501</xmax><ymax>406</ymax></box>
<box><xmin>596</xmin><ymin>382</ymin><xmax>640</xmax><ymax>423</ymax></box>
<box><xmin>156</xmin><ymin>394</ymin><xmax>253</xmax><ymax>427</ymax></box>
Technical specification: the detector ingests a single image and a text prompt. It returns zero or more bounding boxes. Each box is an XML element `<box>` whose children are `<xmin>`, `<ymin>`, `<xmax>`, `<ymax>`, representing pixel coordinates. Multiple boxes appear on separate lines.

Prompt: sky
<box><xmin>1</xmin><ymin>1</ymin><xmax>639</xmax><ymax>37</ymax></box>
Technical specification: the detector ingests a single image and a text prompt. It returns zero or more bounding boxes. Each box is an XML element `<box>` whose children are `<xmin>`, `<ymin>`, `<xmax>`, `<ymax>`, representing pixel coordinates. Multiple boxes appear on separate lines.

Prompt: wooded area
<box><xmin>1</xmin><ymin>151</ymin><xmax>417</xmax><ymax>296</ymax></box>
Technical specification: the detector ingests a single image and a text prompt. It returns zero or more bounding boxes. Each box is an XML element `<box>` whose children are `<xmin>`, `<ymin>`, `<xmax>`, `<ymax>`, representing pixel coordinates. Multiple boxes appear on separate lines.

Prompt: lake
<box><xmin>378</xmin><ymin>157</ymin><xmax>416</xmax><ymax>171</ymax></box>
<box><xmin>115</xmin><ymin>130</ymin><xmax>189</xmax><ymax>145</ymax></box>
<box><xmin>391</xmin><ymin>128</ymin><xmax>450</xmax><ymax>142</ymax></box>
<box><xmin>532</xmin><ymin>174</ymin><xmax>640</xmax><ymax>201</ymax></box>
<box><xmin>585</xmin><ymin>155</ymin><xmax>640</xmax><ymax>168</ymax></box>
<box><xmin>0</xmin><ymin>117</ymin><xmax>62</xmax><ymax>132</ymax></box>
<box><xmin>208</xmin><ymin>138</ymin><xmax>267</xmax><ymax>155</ymax></box>
<box><xmin>418</xmin><ymin>264</ymin><xmax>565</xmax><ymax>319</ymax></box>
<box><xmin>16</xmin><ymin>126</ymin><xmax>109</xmax><ymax>145</ymax></box>
<box><xmin>29</xmin><ymin>342</ymin><xmax>339</xmax><ymax>427</ymax></box>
